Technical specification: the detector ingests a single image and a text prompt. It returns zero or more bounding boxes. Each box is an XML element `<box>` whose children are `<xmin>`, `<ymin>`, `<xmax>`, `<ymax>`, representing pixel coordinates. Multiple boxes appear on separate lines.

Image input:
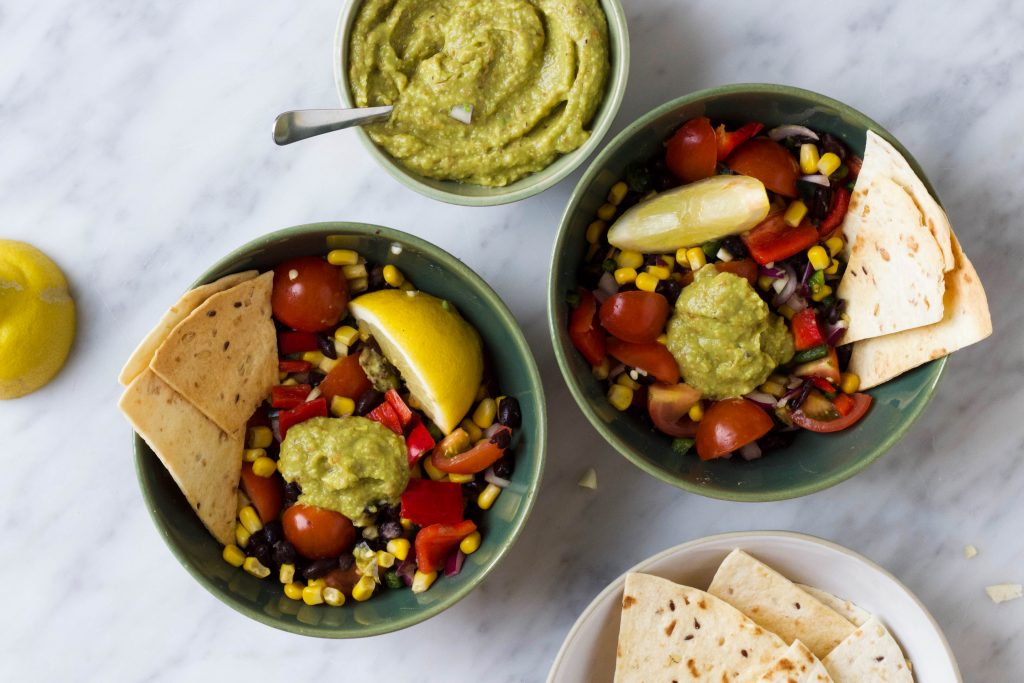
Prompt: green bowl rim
<box><xmin>546</xmin><ymin>83</ymin><xmax>947</xmax><ymax>502</ymax></box>
<box><xmin>133</xmin><ymin>221</ymin><xmax>548</xmax><ymax>637</ymax></box>
<box><xmin>332</xmin><ymin>0</ymin><xmax>631</xmax><ymax>207</ymax></box>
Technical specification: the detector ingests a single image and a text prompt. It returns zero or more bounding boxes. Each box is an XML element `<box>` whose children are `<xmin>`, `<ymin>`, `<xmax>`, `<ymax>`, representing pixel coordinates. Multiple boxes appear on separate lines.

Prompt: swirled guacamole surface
<box><xmin>667</xmin><ymin>266</ymin><xmax>794</xmax><ymax>399</ymax></box>
<box><xmin>348</xmin><ymin>0</ymin><xmax>609</xmax><ymax>186</ymax></box>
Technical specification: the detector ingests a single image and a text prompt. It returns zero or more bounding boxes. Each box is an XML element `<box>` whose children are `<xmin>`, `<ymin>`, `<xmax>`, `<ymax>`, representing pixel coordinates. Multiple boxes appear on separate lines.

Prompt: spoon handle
<box><xmin>272</xmin><ymin>106</ymin><xmax>394</xmax><ymax>145</ymax></box>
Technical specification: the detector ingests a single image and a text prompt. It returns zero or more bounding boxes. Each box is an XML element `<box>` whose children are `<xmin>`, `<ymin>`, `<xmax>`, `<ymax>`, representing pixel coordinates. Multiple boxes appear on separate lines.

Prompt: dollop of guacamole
<box><xmin>348</xmin><ymin>0</ymin><xmax>609</xmax><ymax>186</ymax></box>
<box><xmin>278</xmin><ymin>416</ymin><xmax>409</xmax><ymax>523</ymax></box>
<box><xmin>667</xmin><ymin>266</ymin><xmax>794</xmax><ymax>399</ymax></box>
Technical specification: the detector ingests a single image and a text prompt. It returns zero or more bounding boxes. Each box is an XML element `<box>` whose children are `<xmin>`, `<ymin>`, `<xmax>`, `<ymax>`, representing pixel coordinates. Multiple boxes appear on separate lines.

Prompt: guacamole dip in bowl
<box><xmin>133</xmin><ymin>223</ymin><xmax>546</xmax><ymax>637</ymax></box>
<box><xmin>548</xmin><ymin>84</ymin><xmax>947</xmax><ymax>501</ymax></box>
<box><xmin>335</xmin><ymin>0</ymin><xmax>629</xmax><ymax>206</ymax></box>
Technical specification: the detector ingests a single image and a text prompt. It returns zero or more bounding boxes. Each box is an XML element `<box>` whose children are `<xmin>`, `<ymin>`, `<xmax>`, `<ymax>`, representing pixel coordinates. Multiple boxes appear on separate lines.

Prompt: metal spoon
<box><xmin>272</xmin><ymin>106</ymin><xmax>393</xmax><ymax>146</ymax></box>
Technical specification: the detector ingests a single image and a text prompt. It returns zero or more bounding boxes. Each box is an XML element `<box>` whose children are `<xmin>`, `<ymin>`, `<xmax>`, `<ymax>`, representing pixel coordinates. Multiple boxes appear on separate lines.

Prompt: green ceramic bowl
<box><xmin>333</xmin><ymin>0</ymin><xmax>629</xmax><ymax>207</ymax></box>
<box><xmin>135</xmin><ymin>222</ymin><xmax>546</xmax><ymax>636</ymax></box>
<box><xmin>548</xmin><ymin>84</ymin><xmax>946</xmax><ymax>502</ymax></box>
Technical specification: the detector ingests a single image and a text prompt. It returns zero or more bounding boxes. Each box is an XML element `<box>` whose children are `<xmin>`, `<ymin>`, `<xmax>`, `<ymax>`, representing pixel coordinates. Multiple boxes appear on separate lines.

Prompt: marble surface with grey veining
<box><xmin>2</xmin><ymin>0</ymin><xmax>1022</xmax><ymax>680</ymax></box>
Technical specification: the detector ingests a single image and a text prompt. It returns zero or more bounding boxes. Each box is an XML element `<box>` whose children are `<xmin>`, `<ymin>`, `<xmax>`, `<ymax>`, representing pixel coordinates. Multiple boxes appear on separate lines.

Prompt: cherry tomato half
<box><xmin>569</xmin><ymin>289</ymin><xmax>606</xmax><ymax>366</ymax></box>
<box><xmin>695</xmin><ymin>398</ymin><xmax>774</xmax><ymax>461</ymax></box>
<box><xmin>726</xmin><ymin>138</ymin><xmax>799</xmax><ymax>197</ymax></box>
<box><xmin>281</xmin><ymin>504</ymin><xmax>356</xmax><ymax>560</ymax></box>
<box><xmin>665</xmin><ymin>117</ymin><xmax>717</xmax><ymax>183</ymax></box>
<box><xmin>271</xmin><ymin>257</ymin><xmax>349</xmax><ymax>332</ymax></box>
<box><xmin>318</xmin><ymin>351</ymin><xmax>372</xmax><ymax>402</ymax></box>
<box><xmin>606</xmin><ymin>339</ymin><xmax>680</xmax><ymax>384</ymax></box>
<box><xmin>647</xmin><ymin>382</ymin><xmax>702</xmax><ymax>438</ymax></box>
<box><xmin>599</xmin><ymin>291</ymin><xmax>670</xmax><ymax>343</ymax></box>
<box><xmin>240</xmin><ymin>462</ymin><xmax>283</xmax><ymax>523</ymax></box>
<box><xmin>792</xmin><ymin>393</ymin><xmax>872</xmax><ymax>433</ymax></box>
<box><xmin>431</xmin><ymin>426</ymin><xmax>511</xmax><ymax>475</ymax></box>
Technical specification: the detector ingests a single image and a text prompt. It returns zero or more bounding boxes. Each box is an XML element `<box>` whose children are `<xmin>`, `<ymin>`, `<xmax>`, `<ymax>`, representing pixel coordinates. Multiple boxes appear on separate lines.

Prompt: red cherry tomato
<box><xmin>741</xmin><ymin>213</ymin><xmax>820</xmax><ymax>265</ymax></box>
<box><xmin>726</xmin><ymin>138</ymin><xmax>799</xmax><ymax>197</ymax></box>
<box><xmin>569</xmin><ymin>289</ymin><xmax>606</xmax><ymax>366</ymax></box>
<box><xmin>665</xmin><ymin>117</ymin><xmax>717</xmax><ymax>183</ymax></box>
<box><xmin>647</xmin><ymin>383</ymin><xmax>702</xmax><ymax>438</ymax></box>
<box><xmin>281</xmin><ymin>504</ymin><xmax>356</xmax><ymax>560</ymax></box>
<box><xmin>606</xmin><ymin>339</ymin><xmax>680</xmax><ymax>384</ymax></box>
<box><xmin>271</xmin><ymin>257</ymin><xmax>349</xmax><ymax>332</ymax></box>
<box><xmin>599</xmin><ymin>291</ymin><xmax>670</xmax><ymax>343</ymax></box>
<box><xmin>792</xmin><ymin>393</ymin><xmax>872</xmax><ymax>433</ymax></box>
<box><xmin>695</xmin><ymin>398</ymin><xmax>774</xmax><ymax>460</ymax></box>
<box><xmin>431</xmin><ymin>426</ymin><xmax>511</xmax><ymax>475</ymax></box>
<box><xmin>240</xmin><ymin>463</ymin><xmax>284</xmax><ymax>523</ymax></box>
<box><xmin>318</xmin><ymin>351</ymin><xmax>372</xmax><ymax>402</ymax></box>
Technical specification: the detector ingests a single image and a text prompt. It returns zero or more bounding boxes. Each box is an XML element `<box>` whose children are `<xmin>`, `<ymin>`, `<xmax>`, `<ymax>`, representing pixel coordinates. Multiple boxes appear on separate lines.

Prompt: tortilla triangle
<box><xmin>822</xmin><ymin>616</ymin><xmax>913</xmax><ymax>682</ymax></box>
<box><xmin>754</xmin><ymin>640</ymin><xmax>833</xmax><ymax>683</ymax></box>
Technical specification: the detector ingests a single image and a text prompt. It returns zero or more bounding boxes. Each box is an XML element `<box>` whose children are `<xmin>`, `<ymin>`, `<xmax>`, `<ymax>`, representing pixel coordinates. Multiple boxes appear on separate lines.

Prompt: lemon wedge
<box><xmin>348</xmin><ymin>289</ymin><xmax>483</xmax><ymax>434</ymax></box>
<box><xmin>0</xmin><ymin>240</ymin><xmax>76</xmax><ymax>399</ymax></box>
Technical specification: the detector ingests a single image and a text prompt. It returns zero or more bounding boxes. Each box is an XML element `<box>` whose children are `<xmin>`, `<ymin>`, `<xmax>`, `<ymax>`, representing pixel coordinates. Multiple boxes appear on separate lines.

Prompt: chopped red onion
<box><xmin>449</xmin><ymin>104</ymin><xmax>473</xmax><ymax>124</ymax></box>
<box><xmin>396</xmin><ymin>559</ymin><xmax>417</xmax><ymax>586</ymax></box>
<box><xmin>759</xmin><ymin>266</ymin><xmax>785</xmax><ymax>279</ymax></box>
<box><xmin>800</xmin><ymin>173</ymin><xmax>830</xmax><ymax>187</ymax></box>
<box><xmin>444</xmin><ymin>549</ymin><xmax>466</xmax><ymax>577</ymax></box>
<box><xmin>270</xmin><ymin>414</ymin><xmax>282</xmax><ymax>444</ymax></box>
<box><xmin>800</xmin><ymin>261</ymin><xmax>815</xmax><ymax>287</ymax></box>
<box><xmin>484</xmin><ymin>465</ymin><xmax>511</xmax><ymax>489</ymax></box>
<box><xmin>768</xmin><ymin>125</ymin><xmax>820</xmax><ymax>142</ymax></box>
<box><xmin>744</xmin><ymin>391</ymin><xmax>776</xmax><ymax>409</ymax></box>
<box><xmin>483</xmin><ymin>423</ymin><xmax>503</xmax><ymax>440</ymax></box>
<box><xmin>594</xmin><ymin>272</ymin><xmax>618</xmax><ymax>304</ymax></box>
<box><xmin>785</xmin><ymin>295</ymin><xmax>808</xmax><ymax>313</ymax></box>
<box><xmin>739</xmin><ymin>442</ymin><xmax>763</xmax><ymax>461</ymax></box>
<box><xmin>826</xmin><ymin>323</ymin><xmax>848</xmax><ymax>346</ymax></box>
<box><xmin>772</xmin><ymin>264</ymin><xmax>798</xmax><ymax>306</ymax></box>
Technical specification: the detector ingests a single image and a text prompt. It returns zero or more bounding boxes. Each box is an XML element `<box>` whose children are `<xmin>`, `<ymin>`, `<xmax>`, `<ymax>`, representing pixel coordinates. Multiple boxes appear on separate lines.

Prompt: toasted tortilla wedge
<box><xmin>795</xmin><ymin>585</ymin><xmax>870</xmax><ymax>627</ymax></box>
<box><xmin>149</xmin><ymin>271</ymin><xmax>277</xmax><ymax>434</ymax></box>
<box><xmin>754</xmin><ymin>640</ymin><xmax>833</xmax><ymax>683</ymax></box>
<box><xmin>119</xmin><ymin>370</ymin><xmax>243</xmax><ymax>545</ymax></box>
<box><xmin>118</xmin><ymin>271</ymin><xmax>259</xmax><ymax>386</ymax></box>
<box><xmin>708</xmin><ymin>550</ymin><xmax>855</xmax><ymax>660</ymax></box>
<box><xmin>848</xmin><ymin>234</ymin><xmax>991</xmax><ymax>389</ymax></box>
<box><xmin>822</xmin><ymin>616</ymin><xmax>913</xmax><ymax>682</ymax></box>
<box><xmin>615</xmin><ymin>573</ymin><xmax>787</xmax><ymax>683</ymax></box>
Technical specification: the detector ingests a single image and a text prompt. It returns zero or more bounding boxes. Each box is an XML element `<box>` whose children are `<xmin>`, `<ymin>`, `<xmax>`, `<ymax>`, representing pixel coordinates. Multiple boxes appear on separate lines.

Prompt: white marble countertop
<box><xmin>2</xmin><ymin>0</ymin><xmax>1021</xmax><ymax>680</ymax></box>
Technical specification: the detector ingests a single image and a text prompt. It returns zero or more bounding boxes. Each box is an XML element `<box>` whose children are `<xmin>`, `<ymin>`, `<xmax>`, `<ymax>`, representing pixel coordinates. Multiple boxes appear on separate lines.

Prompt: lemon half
<box><xmin>348</xmin><ymin>289</ymin><xmax>483</xmax><ymax>434</ymax></box>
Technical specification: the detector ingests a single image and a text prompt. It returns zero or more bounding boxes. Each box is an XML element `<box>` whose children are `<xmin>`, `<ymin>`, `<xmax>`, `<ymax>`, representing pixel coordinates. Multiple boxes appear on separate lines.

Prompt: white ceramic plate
<box><xmin>547</xmin><ymin>531</ymin><xmax>961</xmax><ymax>682</ymax></box>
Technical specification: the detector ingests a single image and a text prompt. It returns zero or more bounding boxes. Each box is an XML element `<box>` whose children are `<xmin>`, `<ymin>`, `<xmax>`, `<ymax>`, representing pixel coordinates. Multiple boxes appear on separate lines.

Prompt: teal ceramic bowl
<box><xmin>333</xmin><ymin>0</ymin><xmax>629</xmax><ymax>207</ymax></box>
<box><xmin>548</xmin><ymin>84</ymin><xmax>946</xmax><ymax>502</ymax></box>
<box><xmin>135</xmin><ymin>222</ymin><xmax>546</xmax><ymax>636</ymax></box>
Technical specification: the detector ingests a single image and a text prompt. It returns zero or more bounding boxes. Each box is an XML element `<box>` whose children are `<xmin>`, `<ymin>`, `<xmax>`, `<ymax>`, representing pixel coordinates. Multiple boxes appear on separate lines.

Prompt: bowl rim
<box><xmin>547</xmin><ymin>83</ymin><xmax>947</xmax><ymax>502</ymax></box>
<box><xmin>134</xmin><ymin>221</ymin><xmax>548</xmax><ymax>637</ymax></box>
<box><xmin>332</xmin><ymin>0</ymin><xmax>631</xmax><ymax>207</ymax></box>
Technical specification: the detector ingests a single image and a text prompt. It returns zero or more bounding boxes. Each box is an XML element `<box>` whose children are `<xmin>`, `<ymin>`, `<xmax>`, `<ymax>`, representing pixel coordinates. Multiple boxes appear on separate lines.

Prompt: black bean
<box><xmin>272</xmin><ymin>540</ymin><xmax>297</xmax><ymax>566</ymax></box>
<box><xmin>491</xmin><ymin>454</ymin><xmax>516</xmax><ymax>480</ymax></box>
<box><xmin>379</xmin><ymin>520</ymin><xmax>403</xmax><ymax>540</ymax></box>
<box><xmin>720</xmin><ymin>236</ymin><xmax>748</xmax><ymax>260</ymax></box>
<box><xmin>316</xmin><ymin>334</ymin><xmax>337</xmax><ymax>360</ymax></box>
<box><xmin>367</xmin><ymin>265</ymin><xmax>387</xmax><ymax>291</ymax></box>
<box><xmin>490</xmin><ymin>428</ymin><xmax>512</xmax><ymax>449</ymax></box>
<box><xmin>355</xmin><ymin>389</ymin><xmax>384</xmax><ymax>416</ymax></box>
<box><xmin>248</xmin><ymin>541</ymin><xmax>273</xmax><ymax>568</ymax></box>
<box><xmin>624</xmin><ymin>162</ymin><xmax>655</xmax><ymax>194</ymax></box>
<box><xmin>307</xmin><ymin>371</ymin><xmax>325</xmax><ymax>388</ymax></box>
<box><xmin>376</xmin><ymin>502</ymin><xmax>400</xmax><ymax>524</ymax></box>
<box><xmin>757</xmin><ymin>430</ymin><xmax>798</xmax><ymax>453</ymax></box>
<box><xmin>656</xmin><ymin>279</ymin><xmax>682</xmax><ymax>306</ymax></box>
<box><xmin>301</xmin><ymin>558</ymin><xmax>338</xmax><ymax>580</ymax></box>
<box><xmin>462</xmin><ymin>477</ymin><xmax>486</xmax><ymax>496</ymax></box>
<box><xmin>836</xmin><ymin>343</ymin><xmax>853</xmax><ymax>370</ymax></box>
<box><xmin>497</xmin><ymin>396</ymin><xmax>522</xmax><ymax>428</ymax></box>
<box><xmin>262</xmin><ymin>520</ymin><xmax>283</xmax><ymax>545</ymax></box>
<box><xmin>819</xmin><ymin>132</ymin><xmax>849</xmax><ymax>161</ymax></box>
<box><xmin>337</xmin><ymin>553</ymin><xmax>355</xmax><ymax>571</ymax></box>
<box><xmin>283</xmin><ymin>481</ymin><xmax>302</xmax><ymax>507</ymax></box>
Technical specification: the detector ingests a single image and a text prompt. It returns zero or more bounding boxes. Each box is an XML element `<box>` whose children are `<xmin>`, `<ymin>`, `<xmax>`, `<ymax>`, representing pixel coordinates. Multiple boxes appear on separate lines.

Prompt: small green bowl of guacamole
<box><xmin>548</xmin><ymin>84</ymin><xmax>947</xmax><ymax>502</ymax></box>
<box><xmin>134</xmin><ymin>222</ymin><xmax>546</xmax><ymax>637</ymax></box>
<box><xmin>334</xmin><ymin>0</ymin><xmax>629</xmax><ymax>206</ymax></box>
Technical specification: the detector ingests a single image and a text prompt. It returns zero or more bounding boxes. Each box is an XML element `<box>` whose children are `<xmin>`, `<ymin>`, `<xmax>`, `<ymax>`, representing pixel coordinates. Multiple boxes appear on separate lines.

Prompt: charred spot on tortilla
<box><xmin>693</xmin><ymin>618</ymin><xmax>701</xmax><ymax>629</ymax></box>
<box><xmin>686</xmin><ymin>659</ymin><xmax>698</xmax><ymax>677</ymax></box>
<box><xmin>684</xmin><ymin>634</ymin><xmax>694</xmax><ymax>641</ymax></box>
<box><xmin>741</xmin><ymin>649</ymin><xmax>748</xmax><ymax>658</ymax></box>
<box><xmin>698</xmin><ymin>598</ymin><xmax>707</xmax><ymax>609</ymax></box>
<box><xmin>794</xmin><ymin>602</ymin><xmax>801</xmax><ymax>609</ymax></box>
<box><xmin>623</xmin><ymin>595</ymin><xmax>636</xmax><ymax>609</ymax></box>
<box><xmin>669</xmin><ymin>600</ymin><xmax>676</xmax><ymax>611</ymax></box>
<box><xmin>665</xmin><ymin>620</ymin><xmax>676</xmax><ymax>636</ymax></box>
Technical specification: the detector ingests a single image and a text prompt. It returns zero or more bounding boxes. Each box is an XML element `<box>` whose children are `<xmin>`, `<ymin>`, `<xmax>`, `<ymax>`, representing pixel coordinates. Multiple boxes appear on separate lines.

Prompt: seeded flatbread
<box><xmin>615</xmin><ymin>573</ymin><xmax>787</xmax><ymax>683</ymax></box>
<box><xmin>119</xmin><ymin>370</ymin><xmax>243</xmax><ymax>545</ymax></box>
<box><xmin>149</xmin><ymin>271</ymin><xmax>277</xmax><ymax>434</ymax></box>
<box><xmin>708</xmin><ymin>550</ymin><xmax>856</xmax><ymax>660</ymax></box>
<box><xmin>822</xmin><ymin>616</ymin><xmax>913</xmax><ymax>682</ymax></box>
<box><xmin>848</xmin><ymin>234</ymin><xmax>991</xmax><ymax>389</ymax></box>
<box><xmin>754</xmin><ymin>640</ymin><xmax>833</xmax><ymax>683</ymax></box>
<box><xmin>118</xmin><ymin>270</ymin><xmax>258</xmax><ymax>386</ymax></box>
<box><xmin>795</xmin><ymin>585</ymin><xmax>870</xmax><ymax>627</ymax></box>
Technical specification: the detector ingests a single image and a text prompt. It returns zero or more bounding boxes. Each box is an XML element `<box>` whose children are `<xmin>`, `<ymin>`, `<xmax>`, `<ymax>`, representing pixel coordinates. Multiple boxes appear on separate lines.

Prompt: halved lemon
<box><xmin>348</xmin><ymin>289</ymin><xmax>482</xmax><ymax>434</ymax></box>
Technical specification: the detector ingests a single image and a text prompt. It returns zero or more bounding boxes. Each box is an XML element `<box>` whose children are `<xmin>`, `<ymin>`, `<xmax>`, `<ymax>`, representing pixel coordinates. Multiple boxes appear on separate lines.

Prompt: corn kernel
<box><xmin>307</xmin><ymin>578</ymin><xmax>326</xmax><ymax>589</ymax></box>
<box><xmin>400</xmin><ymin>280</ymin><xmax>415</xmax><ymax>291</ymax></box>
<box><xmin>799</xmin><ymin>143</ymin><xmax>821</xmax><ymax>175</ymax></box>
<box><xmin>807</xmin><ymin>245</ymin><xmax>831</xmax><ymax>271</ymax></box>
<box><xmin>281</xmin><ymin>377</ymin><xmax>298</xmax><ymax>386</ymax></box>
<box><xmin>477</xmin><ymin>483</ymin><xmax>502</xmax><ymax>510</ymax></box>
<box><xmin>237</xmin><ymin>489</ymin><xmax>250</xmax><ymax>512</ymax></box>
<box><xmin>349</xmin><ymin>276</ymin><xmax>369</xmax><ymax>294</ymax></box>
<box><xmin>342</xmin><ymin>263</ymin><xmax>368</xmax><ymax>280</ymax></box>
<box><xmin>318</xmin><ymin>356</ymin><xmax>339</xmax><ymax>374</ymax></box>
<box><xmin>333</xmin><ymin>325</ymin><xmax>359</xmax><ymax>346</ymax></box>
<box><xmin>460</xmin><ymin>531</ymin><xmax>482</xmax><ymax>555</ymax></box>
<box><xmin>387</xmin><ymin>538</ymin><xmax>411</xmax><ymax>562</ymax></box>
<box><xmin>283</xmin><ymin>582</ymin><xmax>304</xmax><ymax>600</ymax></box>
<box><xmin>635</xmin><ymin>272</ymin><xmax>659</xmax><ymax>292</ymax></box>
<box><xmin>472</xmin><ymin>398</ymin><xmax>496</xmax><ymax>429</ymax></box>
<box><xmin>400</xmin><ymin>518</ymin><xmax>415</xmax><ymax>533</ymax></box>
<box><xmin>382</xmin><ymin>264</ymin><xmax>405</xmax><ymax>287</ymax></box>
<box><xmin>655</xmin><ymin>333</ymin><xmax>668</xmax><ymax>345</ymax></box>
<box><xmin>279</xmin><ymin>563</ymin><xmax>296</xmax><ymax>584</ymax></box>
<box><xmin>825</xmin><ymin>236</ymin><xmax>845</xmax><ymax>256</ymax></box>
<box><xmin>239</xmin><ymin>505</ymin><xmax>263</xmax><ymax>534</ymax></box>
<box><xmin>685</xmin><ymin>247</ymin><xmax>706</xmax><ymax>271</ymax></box>
<box><xmin>613</xmin><ymin>267</ymin><xmax>637</xmax><ymax>285</ymax></box>
<box><xmin>412</xmin><ymin>570</ymin><xmax>437</xmax><ymax>594</ymax></box>
<box><xmin>759</xmin><ymin>380</ymin><xmax>786</xmax><ymax>398</ymax></box>
<box><xmin>607</xmin><ymin>384</ymin><xmax>634</xmax><ymax>412</ymax></box>
<box><xmin>376</xmin><ymin>551</ymin><xmax>396</xmax><ymax>569</ymax></box>
<box><xmin>235</xmin><ymin>523</ymin><xmax>251</xmax><ymax>548</ymax></box>
<box><xmin>777</xmin><ymin>305</ymin><xmax>796</xmax><ymax>320</ymax></box>
<box><xmin>616</xmin><ymin>373</ymin><xmax>640</xmax><ymax>390</ymax></box>
<box><xmin>607</xmin><ymin>181</ymin><xmax>629</xmax><ymax>206</ymax></box>
<box><xmin>824</xmin><ymin>259</ymin><xmax>840</xmax><ymax>276</ymax></box>
<box><xmin>811</xmin><ymin>284</ymin><xmax>833</xmax><ymax>302</ymax></box>
<box><xmin>246</xmin><ymin>426</ymin><xmax>273</xmax><ymax>449</ymax></box>
<box><xmin>591</xmin><ymin>357</ymin><xmax>611</xmax><ymax>380</ymax></box>
<box><xmin>422</xmin><ymin>456</ymin><xmax>448</xmax><ymax>482</ymax></box>
<box><xmin>784</xmin><ymin>200</ymin><xmax>809</xmax><ymax>227</ymax></box>
<box><xmin>323</xmin><ymin>587</ymin><xmax>346</xmax><ymax>607</ymax></box>
<box><xmin>448</xmin><ymin>472</ymin><xmax>475</xmax><ymax>484</ymax></box>
<box><xmin>243</xmin><ymin>556</ymin><xmax>271</xmax><ymax>579</ymax></box>
<box><xmin>222</xmin><ymin>544</ymin><xmax>246</xmax><ymax>567</ymax></box>
<box><xmin>301</xmin><ymin>350</ymin><xmax>325</xmax><ymax>365</ymax></box>
<box><xmin>646</xmin><ymin>264</ymin><xmax>671</xmax><ymax>280</ymax></box>
<box><xmin>327</xmin><ymin>249</ymin><xmax>360</xmax><ymax>266</ymax></box>
<box><xmin>585</xmin><ymin>220</ymin><xmax>607</xmax><ymax>244</ymax></box>
<box><xmin>818</xmin><ymin>152</ymin><xmax>842</xmax><ymax>177</ymax></box>
<box><xmin>840</xmin><ymin>372</ymin><xmax>861</xmax><ymax>394</ymax></box>
<box><xmin>596</xmin><ymin>203</ymin><xmax>616</xmax><ymax>221</ymax></box>
<box><xmin>460</xmin><ymin>418</ymin><xmax>483</xmax><ymax>443</ymax></box>
<box><xmin>757</xmin><ymin>275</ymin><xmax>774</xmax><ymax>291</ymax></box>
<box><xmin>302</xmin><ymin>585</ymin><xmax>324</xmax><ymax>605</ymax></box>
<box><xmin>659</xmin><ymin>254</ymin><xmax>676</xmax><ymax>270</ymax></box>
<box><xmin>352</xmin><ymin>575</ymin><xmax>376</xmax><ymax>602</ymax></box>
<box><xmin>688</xmin><ymin>401</ymin><xmax>704</xmax><ymax>422</ymax></box>
<box><xmin>243</xmin><ymin>448</ymin><xmax>265</xmax><ymax>463</ymax></box>
<box><xmin>252</xmin><ymin>456</ymin><xmax>277</xmax><ymax>478</ymax></box>
<box><xmin>328</xmin><ymin>396</ymin><xmax>355</xmax><ymax>418</ymax></box>
<box><xmin>616</xmin><ymin>250</ymin><xmax>644</xmax><ymax>269</ymax></box>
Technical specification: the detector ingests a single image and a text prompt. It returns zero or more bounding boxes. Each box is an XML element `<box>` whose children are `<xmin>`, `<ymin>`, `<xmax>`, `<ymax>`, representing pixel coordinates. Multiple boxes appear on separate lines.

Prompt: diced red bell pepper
<box><xmin>833</xmin><ymin>392</ymin><xmax>855</xmax><ymax>416</ymax></box>
<box><xmin>810</xmin><ymin>376</ymin><xmax>838</xmax><ymax>398</ymax></box>
<box><xmin>384</xmin><ymin>389</ymin><xmax>414</xmax><ymax>429</ymax></box>
<box><xmin>741</xmin><ymin>213</ymin><xmax>820</xmax><ymax>265</ymax></box>
<box><xmin>818</xmin><ymin>186</ymin><xmax>851</xmax><ymax>237</ymax></box>
<box><xmin>367</xmin><ymin>401</ymin><xmax>403</xmax><ymax>435</ymax></box>
<box><xmin>790</xmin><ymin>309</ymin><xmax>826</xmax><ymax>351</ymax></box>
<box><xmin>279</xmin><ymin>397</ymin><xmax>327</xmax><ymax>439</ymax></box>
<box><xmin>569</xmin><ymin>289</ymin><xmax>606</xmax><ymax>367</ymax></box>
<box><xmin>401</xmin><ymin>479</ymin><xmax>464</xmax><ymax>527</ymax></box>
<box><xmin>277</xmin><ymin>331</ymin><xmax>319</xmax><ymax>355</ymax></box>
<box><xmin>271</xmin><ymin>384</ymin><xmax>312</xmax><ymax>410</ymax></box>
<box><xmin>414</xmin><ymin>520</ymin><xmax>477</xmax><ymax>574</ymax></box>
<box><xmin>278</xmin><ymin>359</ymin><xmax>312</xmax><ymax>374</ymax></box>
<box><xmin>406</xmin><ymin>420</ymin><xmax>436</xmax><ymax>465</ymax></box>
<box><xmin>318</xmin><ymin>352</ymin><xmax>372</xmax><ymax>402</ymax></box>
<box><xmin>715</xmin><ymin>122</ymin><xmax>764</xmax><ymax>161</ymax></box>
